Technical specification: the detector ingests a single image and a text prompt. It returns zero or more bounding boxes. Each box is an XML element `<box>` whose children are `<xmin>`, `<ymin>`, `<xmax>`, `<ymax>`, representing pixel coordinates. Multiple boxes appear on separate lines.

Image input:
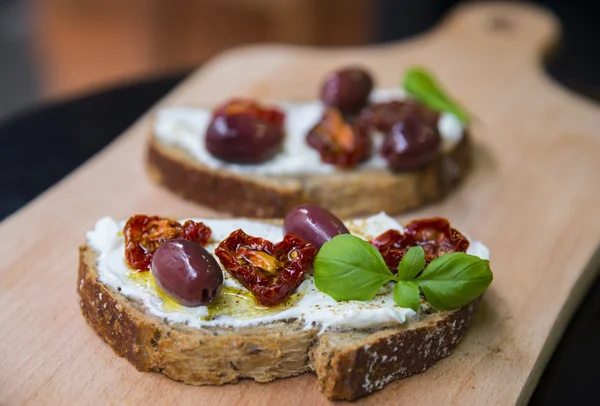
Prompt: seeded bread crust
<box><xmin>78</xmin><ymin>244</ymin><xmax>479</xmax><ymax>400</ymax></box>
<box><xmin>146</xmin><ymin>132</ymin><xmax>471</xmax><ymax>218</ymax></box>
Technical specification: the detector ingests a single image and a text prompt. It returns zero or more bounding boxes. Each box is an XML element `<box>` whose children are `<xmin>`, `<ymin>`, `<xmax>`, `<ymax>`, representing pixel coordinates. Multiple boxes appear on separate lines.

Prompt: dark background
<box><xmin>0</xmin><ymin>1</ymin><xmax>599</xmax><ymax>404</ymax></box>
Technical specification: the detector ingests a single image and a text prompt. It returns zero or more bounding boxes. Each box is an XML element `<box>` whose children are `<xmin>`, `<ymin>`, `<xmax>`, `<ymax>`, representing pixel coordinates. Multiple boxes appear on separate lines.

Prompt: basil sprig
<box><xmin>403</xmin><ymin>67</ymin><xmax>470</xmax><ymax>124</ymax></box>
<box><xmin>314</xmin><ymin>235</ymin><xmax>493</xmax><ymax>311</ymax></box>
<box><xmin>394</xmin><ymin>280</ymin><xmax>421</xmax><ymax>311</ymax></box>
<box><xmin>314</xmin><ymin>234</ymin><xmax>393</xmax><ymax>301</ymax></box>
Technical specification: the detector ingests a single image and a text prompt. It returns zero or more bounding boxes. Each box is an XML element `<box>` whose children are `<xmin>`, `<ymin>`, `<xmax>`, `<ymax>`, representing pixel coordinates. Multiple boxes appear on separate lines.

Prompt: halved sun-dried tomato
<box><xmin>306</xmin><ymin>108</ymin><xmax>371</xmax><ymax>167</ymax></box>
<box><xmin>215</xmin><ymin>229</ymin><xmax>317</xmax><ymax>306</ymax></box>
<box><xmin>123</xmin><ymin>215</ymin><xmax>212</xmax><ymax>271</ymax></box>
<box><xmin>370</xmin><ymin>217</ymin><xmax>469</xmax><ymax>273</ymax></box>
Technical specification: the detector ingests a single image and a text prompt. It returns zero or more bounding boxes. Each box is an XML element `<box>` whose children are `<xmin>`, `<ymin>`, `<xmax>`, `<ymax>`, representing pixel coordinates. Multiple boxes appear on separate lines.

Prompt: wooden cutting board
<box><xmin>2</xmin><ymin>2</ymin><xmax>600</xmax><ymax>405</ymax></box>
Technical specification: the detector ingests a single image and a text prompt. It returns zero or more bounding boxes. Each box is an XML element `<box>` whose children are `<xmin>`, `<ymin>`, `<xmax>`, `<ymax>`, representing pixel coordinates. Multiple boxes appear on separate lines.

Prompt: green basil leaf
<box><xmin>415</xmin><ymin>252</ymin><xmax>492</xmax><ymax>311</ymax></box>
<box><xmin>393</xmin><ymin>280</ymin><xmax>421</xmax><ymax>312</ymax></box>
<box><xmin>403</xmin><ymin>67</ymin><xmax>470</xmax><ymax>124</ymax></box>
<box><xmin>397</xmin><ymin>246</ymin><xmax>425</xmax><ymax>281</ymax></box>
<box><xmin>314</xmin><ymin>234</ymin><xmax>394</xmax><ymax>301</ymax></box>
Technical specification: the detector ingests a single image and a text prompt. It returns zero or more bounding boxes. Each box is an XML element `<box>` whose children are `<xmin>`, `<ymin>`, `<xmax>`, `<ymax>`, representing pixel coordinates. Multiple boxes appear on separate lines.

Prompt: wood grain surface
<box><xmin>2</xmin><ymin>2</ymin><xmax>600</xmax><ymax>405</ymax></box>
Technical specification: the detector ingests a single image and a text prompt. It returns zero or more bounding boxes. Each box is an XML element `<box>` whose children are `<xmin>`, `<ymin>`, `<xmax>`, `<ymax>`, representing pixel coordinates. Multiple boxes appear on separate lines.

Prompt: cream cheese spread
<box><xmin>153</xmin><ymin>88</ymin><xmax>464</xmax><ymax>176</ymax></box>
<box><xmin>87</xmin><ymin>213</ymin><xmax>489</xmax><ymax>332</ymax></box>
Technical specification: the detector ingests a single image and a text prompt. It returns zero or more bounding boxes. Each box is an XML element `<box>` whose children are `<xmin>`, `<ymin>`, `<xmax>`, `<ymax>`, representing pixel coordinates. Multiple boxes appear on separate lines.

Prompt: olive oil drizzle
<box><xmin>128</xmin><ymin>271</ymin><xmax>304</xmax><ymax>320</ymax></box>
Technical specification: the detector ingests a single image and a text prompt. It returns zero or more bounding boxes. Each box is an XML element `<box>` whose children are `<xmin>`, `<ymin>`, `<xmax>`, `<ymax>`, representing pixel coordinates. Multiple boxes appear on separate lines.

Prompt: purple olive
<box><xmin>358</xmin><ymin>100</ymin><xmax>440</xmax><ymax>134</ymax></box>
<box><xmin>283</xmin><ymin>204</ymin><xmax>349</xmax><ymax>249</ymax></box>
<box><xmin>320</xmin><ymin>67</ymin><xmax>374</xmax><ymax>115</ymax></box>
<box><xmin>205</xmin><ymin>113</ymin><xmax>284</xmax><ymax>164</ymax></box>
<box><xmin>380</xmin><ymin>110</ymin><xmax>441</xmax><ymax>172</ymax></box>
<box><xmin>151</xmin><ymin>239</ymin><xmax>223</xmax><ymax>306</ymax></box>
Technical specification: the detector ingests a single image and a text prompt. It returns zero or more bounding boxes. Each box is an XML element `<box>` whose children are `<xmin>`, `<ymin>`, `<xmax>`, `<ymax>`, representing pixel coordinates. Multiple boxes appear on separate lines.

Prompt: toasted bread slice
<box><xmin>78</xmin><ymin>244</ymin><xmax>479</xmax><ymax>400</ymax></box>
<box><xmin>146</xmin><ymin>131</ymin><xmax>470</xmax><ymax>219</ymax></box>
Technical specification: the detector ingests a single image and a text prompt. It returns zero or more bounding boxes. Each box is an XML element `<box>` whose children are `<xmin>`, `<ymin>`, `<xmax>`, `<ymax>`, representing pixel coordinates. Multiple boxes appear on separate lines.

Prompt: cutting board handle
<box><xmin>434</xmin><ymin>1</ymin><xmax>560</xmax><ymax>59</ymax></box>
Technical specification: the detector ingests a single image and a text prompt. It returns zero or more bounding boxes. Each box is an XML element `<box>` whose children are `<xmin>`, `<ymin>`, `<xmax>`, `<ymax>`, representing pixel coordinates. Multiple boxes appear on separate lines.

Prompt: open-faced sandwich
<box><xmin>147</xmin><ymin>68</ymin><xmax>472</xmax><ymax>218</ymax></box>
<box><xmin>78</xmin><ymin>205</ymin><xmax>492</xmax><ymax>400</ymax></box>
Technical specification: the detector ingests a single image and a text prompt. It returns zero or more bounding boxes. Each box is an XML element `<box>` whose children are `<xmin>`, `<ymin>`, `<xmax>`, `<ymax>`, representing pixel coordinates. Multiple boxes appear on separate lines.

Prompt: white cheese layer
<box><xmin>87</xmin><ymin>213</ymin><xmax>489</xmax><ymax>332</ymax></box>
<box><xmin>153</xmin><ymin>88</ymin><xmax>464</xmax><ymax>176</ymax></box>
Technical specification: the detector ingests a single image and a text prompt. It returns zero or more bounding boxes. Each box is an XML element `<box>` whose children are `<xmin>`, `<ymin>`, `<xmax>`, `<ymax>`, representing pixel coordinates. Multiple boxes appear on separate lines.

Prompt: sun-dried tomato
<box><xmin>123</xmin><ymin>215</ymin><xmax>212</xmax><ymax>271</ymax></box>
<box><xmin>214</xmin><ymin>98</ymin><xmax>285</xmax><ymax>129</ymax></box>
<box><xmin>370</xmin><ymin>229</ymin><xmax>406</xmax><ymax>273</ymax></box>
<box><xmin>215</xmin><ymin>230</ymin><xmax>317</xmax><ymax>306</ymax></box>
<box><xmin>306</xmin><ymin>108</ymin><xmax>371</xmax><ymax>167</ymax></box>
<box><xmin>179</xmin><ymin>219</ymin><xmax>212</xmax><ymax>244</ymax></box>
<box><xmin>371</xmin><ymin>217</ymin><xmax>469</xmax><ymax>273</ymax></box>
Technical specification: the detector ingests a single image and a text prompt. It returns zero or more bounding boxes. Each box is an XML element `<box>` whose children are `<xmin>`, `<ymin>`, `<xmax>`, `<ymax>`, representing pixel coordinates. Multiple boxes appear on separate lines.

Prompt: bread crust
<box><xmin>146</xmin><ymin>133</ymin><xmax>471</xmax><ymax>218</ymax></box>
<box><xmin>78</xmin><ymin>244</ymin><xmax>479</xmax><ymax>400</ymax></box>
